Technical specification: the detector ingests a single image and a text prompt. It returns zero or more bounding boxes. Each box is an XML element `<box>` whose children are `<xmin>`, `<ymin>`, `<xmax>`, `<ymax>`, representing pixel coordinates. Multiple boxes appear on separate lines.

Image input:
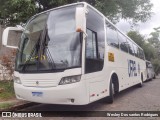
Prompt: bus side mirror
<box><xmin>2</xmin><ymin>27</ymin><xmax>23</xmax><ymax>49</ymax></box>
<box><xmin>76</xmin><ymin>7</ymin><xmax>85</xmax><ymax>33</ymax></box>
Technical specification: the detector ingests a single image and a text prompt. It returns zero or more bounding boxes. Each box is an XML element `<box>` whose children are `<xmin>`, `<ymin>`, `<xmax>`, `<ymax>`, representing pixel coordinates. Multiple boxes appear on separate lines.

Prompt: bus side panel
<box><xmin>89</xmin><ymin>80</ymin><xmax>108</xmax><ymax>102</ymax></box>
<box><xmin>106</xmin><ymin>46</ymin><xmax>145</xmax><ymax>92</ymax></box>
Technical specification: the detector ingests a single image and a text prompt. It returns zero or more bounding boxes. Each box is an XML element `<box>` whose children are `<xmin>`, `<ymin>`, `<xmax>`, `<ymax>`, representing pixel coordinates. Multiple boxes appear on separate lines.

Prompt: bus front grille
<box><xmin>22</xmin><ymin>79</ymin><xmax>59</xmax><ymax>87</ymax></box>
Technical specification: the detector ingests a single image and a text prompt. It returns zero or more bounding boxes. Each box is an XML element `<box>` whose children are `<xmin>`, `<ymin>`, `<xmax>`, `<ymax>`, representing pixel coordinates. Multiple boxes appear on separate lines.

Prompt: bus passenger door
<box><xmin>84</xmin><ymin>6</ymin><xmax>106</xmax><ymax>102</ymax></box>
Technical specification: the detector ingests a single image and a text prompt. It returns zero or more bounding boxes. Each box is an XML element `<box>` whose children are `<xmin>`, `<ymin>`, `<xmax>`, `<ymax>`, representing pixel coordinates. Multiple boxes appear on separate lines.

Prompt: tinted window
<box><xmin>127</xmin><ymin>39</ymin><xmax>134</xmax><ymax>55</ymax></box>
<box><xmin>133</xmin><ymin>44</ymin><xmax>138</xmax><ymax>57</ymax></box>
<box><xmin>142</xmin><ymin>50</ymin><xmax>145</xmax><ymax>60</ymax></box>
<box><xmin>118</xmin><ymin>33</ymin><xmax>128</xmax><ymax>53</ymax></box>
<box><xmin>139</xmin><ymin>48</ymin><xmax>145</xmax><ymax>60</ymax></box>
<box><xmin>86</xmin><ymin>29</ymin><xmax>97</xmax><ymax>59</ymax></box>
<box><xmin>106</xmin><ymin>22</ymin><xmax>119</xmax><ymax>48</ymax></box>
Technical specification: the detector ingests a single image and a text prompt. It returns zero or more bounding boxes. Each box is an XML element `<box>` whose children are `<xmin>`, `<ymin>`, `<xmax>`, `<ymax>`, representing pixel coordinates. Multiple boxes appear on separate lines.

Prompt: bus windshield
<box><xmin>16</xmin><ymin>6</ymin><xmax>82</xmax><ymax>72</ymax></box>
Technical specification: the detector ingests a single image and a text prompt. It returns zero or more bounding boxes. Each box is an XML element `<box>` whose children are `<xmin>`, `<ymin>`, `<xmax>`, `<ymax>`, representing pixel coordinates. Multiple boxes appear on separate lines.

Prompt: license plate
<box><xmin>32</xmin><ymin>92</ymin><xmax>43</xmax><ymax>97</ymax></box>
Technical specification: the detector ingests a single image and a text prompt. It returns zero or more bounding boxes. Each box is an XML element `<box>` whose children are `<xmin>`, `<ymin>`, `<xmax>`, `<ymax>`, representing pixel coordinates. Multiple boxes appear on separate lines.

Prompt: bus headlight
<box><xmin>59</xmin><ymin>75</ymin><xmax>81</xmax><ymax>85</ymax></box>
<box><xmin>14</xmin><ymin>76</ymin><xmax>22</xmax><ymax>84</ymax></box>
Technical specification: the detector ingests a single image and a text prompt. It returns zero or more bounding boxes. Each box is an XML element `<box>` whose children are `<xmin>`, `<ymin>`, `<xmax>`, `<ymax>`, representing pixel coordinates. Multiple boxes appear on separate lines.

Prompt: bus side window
<box><xmin>139</xmin><ymin>48</ymin><xmax>145</xmax><ymax>60</ymax></box>
<box><xmin>86</xmin><ymin>29</ymin><xmax>97</xmax><ymax>59</ymax></box>
<box><xmin>138</xmin><ymin>47</ymin><xmax>142</xmax><ymax>59</ymax></box>
<box><xmin>133</xmin><ymin>44</ymin><xmax>138</xmax><ymax>57</ymax></box>
<box><xmin>106</xmin><ymin>23</ymin><xmax>119</xmax><ymax>48</ymax></box>
<box><xmin>118</xmin><ymin>32</ymin><xmax>128</xmax><ymax>53</ymax></box>
<box><xmin>142</xmin><ymin>51</ymin><xmax>145</xmax><ymax>60</ymax></box>
<box><xmin>127</xmin><ymin>39</ymin><xmax>134</xmax><ymax>55</ymax></box>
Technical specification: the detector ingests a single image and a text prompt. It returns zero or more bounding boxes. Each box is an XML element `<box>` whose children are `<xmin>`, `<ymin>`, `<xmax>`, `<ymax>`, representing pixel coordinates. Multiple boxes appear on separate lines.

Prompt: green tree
<box><xmin>0</xmin><ymin>0</ymin><xmax>153</xmax><ymax>26</ymax></box>
<box><xmin>142</xmin><ymin>42</ymin><xmax>156</xmax><ymax>60</ymax></box>
<box><xmin>127</xmin><ymin>31</ymin><xmax>156</xmax><ymax>60</ymax></box>
<box><xmin>148</xmin><ymin>32</ymin><xmax>160</xmax><ymax>46</ymax></box>
<box><xmin>0</xmin><ymin>0</ymin><xmax>37</xmax><ymax>26</ymax></box>
<box><xmin>127</xmin><ymin>31</ymin><xmax>145</xmax><ymax>47</ymax></box>
<box><xmin>95</xmin><ymin>0</ymin><xmax>153</xmax><ymax>24</ymax></box>
<box><xmin>151</xmin><ymin>59</ymin><xmax>160</xmax><ymax>75</ymax></box>
<box><xmin>128</xmin><ymin>30</ymin><xmax>160</xmax><ymax>74</ymax></box>
<box><xmin>154</xmin><ymin>26</ymin><xmax>160</xmax><ymax>32</ymax></box>
<box><xmin>147</xmin><ymin>28</ymin><xmax>160</xmax><ymax>58</ymax></box>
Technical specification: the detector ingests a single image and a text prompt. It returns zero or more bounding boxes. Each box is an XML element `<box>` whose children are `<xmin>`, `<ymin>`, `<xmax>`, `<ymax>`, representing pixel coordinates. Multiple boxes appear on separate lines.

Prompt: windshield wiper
<box><xmin>22</xmin><ymin>27</ymin><xmax>56</xmax><ymax>71</ymax></box>
<box><xmin>39</xmin><ymin>26</ymin><xmax>56</xmax><ymax>69</ymax></box>
<box><xmin>22</xmin><ymin>37</ymin><xmax>41</xmax><ymax>71</ymax></box>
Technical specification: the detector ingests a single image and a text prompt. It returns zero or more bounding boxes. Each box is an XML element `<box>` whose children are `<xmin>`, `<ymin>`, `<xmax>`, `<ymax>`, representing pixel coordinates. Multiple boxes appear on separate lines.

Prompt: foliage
<box><xmin>127</xmin><ymin>31</ymin><xmax>145</xmax><ymax>47</ymax></box>
<box><xmin>95</xmin><ymin>0</ymin><xmax>153</xmax><ymax>24</ymax></box>
<box><xmin>127</xmin><ymin>31</ymin><xmax>156</xmax><ymax>60</ymax></box>
<box><xmin>0</xmin><ymin>0</ymin><xmax>153</xmax><ymax>26</ymax></box>
<box><xmin>0</xmin><ymin>103</ymin><xmax>14</xmax><ymax>110</ymax></box>
<box><xmin>0</xmin><ymin>81</ymin><xmax>15</xmax><ymax>100</ymax></box>
<box><xmin>148</xmin><ymin>32</ymin><xmax>160</xmax><ymax>47</ymax></box>
<box><xmin>142</xmin><ymin>43</ymin><xmax>156</xmax><ymax>61</ymax></box>
<box><xmin>127</xmin><ymin>30</ymin><xmax>160</xmax><ymax>74</ymax></box>
<box><xmin>148</xmin><ymin>29</ymin><xmax>160</xmax><ymax>74</ymax></box>
<box><xmin>0</xmin><ymin>49</ymin><xmax>17</xmax><ymax>80</ymax></box>
<box><xmin>154</xmin><ymin>26</ymin><xmax>160</xmax><ymax>32</ymax></box>
<box><xmin>0</xmin><ymin>0</ymin><xmax>37</xmax><ymax>26</ymax></box>
<box><xmin>151</xmin><ymin>59</ymin><xmax>160</xmax><ymax>75</ymax></box>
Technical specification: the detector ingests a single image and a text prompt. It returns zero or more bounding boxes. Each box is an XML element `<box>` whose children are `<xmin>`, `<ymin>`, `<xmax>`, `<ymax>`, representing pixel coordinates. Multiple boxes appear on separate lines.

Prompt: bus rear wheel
<box><xmin>137</xmin><ymin>74</ymin><xmax>143</xmax><ymax>87</ymax></box>
<box><xmin>153</xmin><ymin>74</ymin><xmax>156</xmax><ymax>79</ymax></box>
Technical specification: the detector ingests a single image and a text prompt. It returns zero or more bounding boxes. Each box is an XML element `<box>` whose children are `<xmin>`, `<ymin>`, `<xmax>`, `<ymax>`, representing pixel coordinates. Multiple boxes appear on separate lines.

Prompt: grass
<box><xmin>0</xmin><ymin>103</ymin><xmax>14</xmax><ymax>110</ymax></box>
<box><xmin>0</xmin><ymin>80</ymin><xmax>15</xmax><ymax>100</ymax></box>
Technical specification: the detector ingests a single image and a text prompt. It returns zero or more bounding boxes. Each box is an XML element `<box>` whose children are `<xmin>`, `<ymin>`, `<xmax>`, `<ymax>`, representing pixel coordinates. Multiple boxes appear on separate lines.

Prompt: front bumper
<box><xmin>14</xmin><ymin>80</ymin><xmax>89</xmax><ymax>105</ymax></box>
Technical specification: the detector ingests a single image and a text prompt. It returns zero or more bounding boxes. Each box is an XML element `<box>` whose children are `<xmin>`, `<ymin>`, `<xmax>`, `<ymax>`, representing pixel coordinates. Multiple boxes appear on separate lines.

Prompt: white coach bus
<box><xmin>2</xmin><ymin>2</ymin><xmax>146</xmax><ymax>105</ymax></box>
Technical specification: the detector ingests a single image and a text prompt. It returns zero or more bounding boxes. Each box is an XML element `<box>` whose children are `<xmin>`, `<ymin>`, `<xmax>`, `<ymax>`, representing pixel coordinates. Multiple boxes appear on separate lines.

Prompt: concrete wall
<box><xmin>0</xmin><ymin>64</ymin><xmax>13</xmax><ymax>81</ymax></box>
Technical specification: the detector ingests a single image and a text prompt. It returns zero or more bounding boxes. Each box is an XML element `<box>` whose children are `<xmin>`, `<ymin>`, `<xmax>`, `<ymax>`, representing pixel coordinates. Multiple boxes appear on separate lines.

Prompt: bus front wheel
<box><xmin>107</xmin><ymin>79</ymin><xmax>115</xmax><ymax>103</ymax></box>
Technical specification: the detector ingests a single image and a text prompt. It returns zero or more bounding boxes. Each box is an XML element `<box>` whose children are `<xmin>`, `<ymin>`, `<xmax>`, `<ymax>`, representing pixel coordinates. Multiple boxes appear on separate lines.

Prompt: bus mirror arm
<box><xmin>76</xmin><ymin>28</ymin><xmax>87</xmax><ymax>38</ymax></box>
<box><xmin>83</xmin><ymin>31</ymin><xmax>88</xmax><ymax>38</ymax></box>
<box><xmin>16</xmin><ymin>25</ymin><xmax>25</xmax><ymax>31</ymax></box>
<box><xmin>82</xmin><ymin>31</ymin><xmax>88</xmax><ymax>38</ymax></box>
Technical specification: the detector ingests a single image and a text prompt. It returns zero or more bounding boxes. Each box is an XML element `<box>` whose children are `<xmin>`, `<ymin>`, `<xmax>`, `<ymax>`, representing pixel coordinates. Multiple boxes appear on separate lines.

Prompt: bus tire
<box><xmin>137</xmin><ymin>74</ymin><xmax>143</xmax><ymax>87</ymax></box>
<box><xmin>153</xmin><ymin>74</ymin><xmax>156</xmax><ymax>79</ymax></box>
<box><xmin>107</xmin><ymin>79</ymin><xmax>114</xmax><ymax>103</ymax></box>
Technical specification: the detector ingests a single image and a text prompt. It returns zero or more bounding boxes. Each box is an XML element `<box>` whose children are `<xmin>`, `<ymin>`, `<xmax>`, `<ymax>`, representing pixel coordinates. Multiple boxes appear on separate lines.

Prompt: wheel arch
<box><xmin>109</xmin><ymin>72</ymin><xmax>119</xmax><ymax>93</ymax></box>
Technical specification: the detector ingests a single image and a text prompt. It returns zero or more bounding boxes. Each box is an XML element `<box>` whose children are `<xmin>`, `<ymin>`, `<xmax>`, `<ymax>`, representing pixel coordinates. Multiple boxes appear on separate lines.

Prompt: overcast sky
<box><xmin>116</xmin><ymin>0</ymin><xmax>160</xmax><ymax>37</ymax></box>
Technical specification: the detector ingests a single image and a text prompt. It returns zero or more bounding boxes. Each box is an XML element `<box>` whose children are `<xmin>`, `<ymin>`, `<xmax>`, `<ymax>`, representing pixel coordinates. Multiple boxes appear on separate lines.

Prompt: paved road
<box><xmin>21</xmin><ymin>77</ymin><xmax>160</xmax><ymax>120</ymax></box>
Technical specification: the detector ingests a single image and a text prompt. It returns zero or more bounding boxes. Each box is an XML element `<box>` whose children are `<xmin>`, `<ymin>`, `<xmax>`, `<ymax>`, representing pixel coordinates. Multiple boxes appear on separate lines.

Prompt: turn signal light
<box><xmin>76</xmin><ymin>28</ymin><xmax>82</xmax><ymax>32</ymax></box>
